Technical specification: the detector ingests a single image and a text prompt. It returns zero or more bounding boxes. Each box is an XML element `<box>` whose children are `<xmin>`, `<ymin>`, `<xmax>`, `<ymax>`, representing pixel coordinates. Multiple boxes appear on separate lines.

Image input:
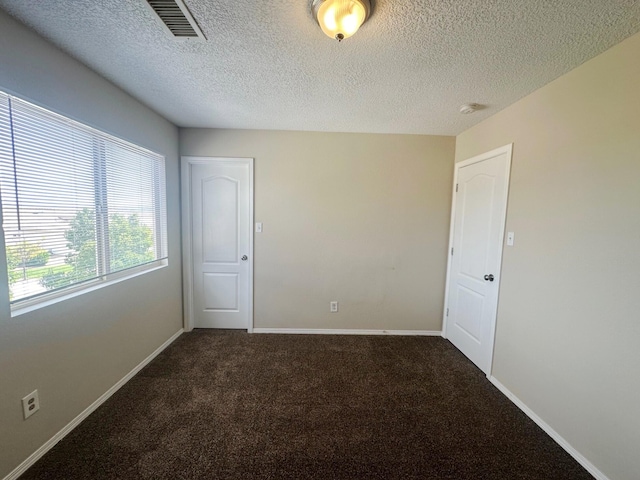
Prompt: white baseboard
<box><xmin>3</xmin><ymin>328</ymin><xmax>184</xmax><ymax>480</ymax></box>
<box><xmin>488</xmin><ymin>376</ymin><xmax>608</xmax><ymax>480</ymax></box>
<box><xmin>252</xmin><ymin>328</ymin><xmax>442</xmax><ymax>336</ymax></box>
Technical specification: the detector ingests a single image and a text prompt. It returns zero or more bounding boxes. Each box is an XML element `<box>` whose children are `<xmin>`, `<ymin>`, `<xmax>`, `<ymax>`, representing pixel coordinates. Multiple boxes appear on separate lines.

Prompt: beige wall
<box><xmin>180</xmin><ymin>129</ymin><xmax>455</xmax><ymax>331</ymax></box>
<box><xmin>455</xmin><ymin>32</ymin><xmax>640</xmax><ymax>480</ymax></box>
<box><xmin>0</xmin><ymin>12</ymin><xmax>182</xmax><ymax>478</ymax></box>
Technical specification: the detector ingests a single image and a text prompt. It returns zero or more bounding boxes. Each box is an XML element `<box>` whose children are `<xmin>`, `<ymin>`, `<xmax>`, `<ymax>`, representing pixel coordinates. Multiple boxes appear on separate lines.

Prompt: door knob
<box><xmin>484</xmin><ymin>274</ymin><xmax>494</xmax><ymax>282</ymax></box>
<box><xmin>241</xmin><ymin>255</ymin><xmax>248</xmax><ymax>261</ymax></box>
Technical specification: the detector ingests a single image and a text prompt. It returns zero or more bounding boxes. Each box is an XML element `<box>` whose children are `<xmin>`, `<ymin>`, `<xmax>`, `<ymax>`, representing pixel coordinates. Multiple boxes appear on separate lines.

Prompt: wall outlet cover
<box><xmin>22</xmin><ymin>390</ymin><xmax>40</xmax><ymax>420</ymax></box>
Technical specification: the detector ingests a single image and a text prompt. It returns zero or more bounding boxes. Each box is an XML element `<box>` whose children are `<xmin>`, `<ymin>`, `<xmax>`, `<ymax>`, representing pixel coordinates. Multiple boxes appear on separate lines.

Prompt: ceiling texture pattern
<box><xmin>0</xmin><ymin>0</ymin><xmax>639</xmax><ymax>135</ymax></box>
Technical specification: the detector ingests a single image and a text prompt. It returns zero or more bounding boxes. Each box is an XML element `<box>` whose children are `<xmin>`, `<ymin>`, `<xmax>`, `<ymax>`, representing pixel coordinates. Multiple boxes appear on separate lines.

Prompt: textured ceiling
<box><xmin>0</xmin><ymin>0</ymin><xmax>639</xmax><ymax>135</ymax></box>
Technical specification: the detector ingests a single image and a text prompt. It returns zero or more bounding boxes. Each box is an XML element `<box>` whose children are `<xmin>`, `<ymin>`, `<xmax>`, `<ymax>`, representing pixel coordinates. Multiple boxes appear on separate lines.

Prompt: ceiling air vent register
<box><xmin>146</xmin><ymin>0</ymin><xmax>205</xmax><ymax>39</ymax></box>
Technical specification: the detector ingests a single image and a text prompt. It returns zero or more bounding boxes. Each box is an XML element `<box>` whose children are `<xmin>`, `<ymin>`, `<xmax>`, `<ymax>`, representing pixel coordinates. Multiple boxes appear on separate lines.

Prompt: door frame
<box><xmin>441</xmin><ymin>144</ymin><xmax>512</xmax><ymax>376</ymax></box>
<box><xmin>181</xmin><ymin>156</ymin><xmax>254</xmax><ymax>333</ymax></box>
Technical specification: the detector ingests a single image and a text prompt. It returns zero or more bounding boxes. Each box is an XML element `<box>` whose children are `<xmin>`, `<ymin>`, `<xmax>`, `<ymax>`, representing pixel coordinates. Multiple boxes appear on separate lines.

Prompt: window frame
<box><xmin>0</xmin><ymin>90</ymin><xmax>169</xmax><ymax>316</ymax></box>
<box><xmin>11</xmin><ymin>259</ymin><xmax>167</xmax><ymax>316</ymax></box>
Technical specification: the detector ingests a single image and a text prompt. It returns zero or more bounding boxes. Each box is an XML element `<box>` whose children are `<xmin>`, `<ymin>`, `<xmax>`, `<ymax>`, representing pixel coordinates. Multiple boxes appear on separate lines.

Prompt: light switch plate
<box><xmin>255</xmin><ymin>222</ymin><xmax>262</xmax><ymax>233</ymax></box>
<box><xmin>507</xmin><ymin>232</ymin><xmax>515</xmax><ymax>246</ymax></box>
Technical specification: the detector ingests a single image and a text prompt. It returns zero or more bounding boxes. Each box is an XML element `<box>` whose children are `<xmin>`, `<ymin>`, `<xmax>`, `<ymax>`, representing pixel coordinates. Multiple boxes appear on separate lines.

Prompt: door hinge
<box><xmin>446</xmin><ymin>308</ymin><xmax>449</xmax><ymax>316</ymax></box>
<box><xmin>456</xmin><ymin>183</ymin><xmax>458</xmax><ymax>192</ymax></box>
<box><xmin>451</xmin><ymin>247</ymin><xmax>454</xmax><ymax>256</ymax></box>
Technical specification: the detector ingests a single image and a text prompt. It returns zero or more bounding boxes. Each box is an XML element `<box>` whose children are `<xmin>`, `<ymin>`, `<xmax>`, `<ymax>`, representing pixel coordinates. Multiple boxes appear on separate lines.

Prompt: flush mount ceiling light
<box><xmin>312</xmin><ymin>0</ymin><xmax>371</xmax><ymax>42</ymax></box>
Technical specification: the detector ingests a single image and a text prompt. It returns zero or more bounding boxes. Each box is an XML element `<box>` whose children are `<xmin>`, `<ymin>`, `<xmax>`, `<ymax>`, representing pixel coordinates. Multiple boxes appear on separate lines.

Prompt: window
<box><xmin>0</xmin><ymin>91</ymin><xmax>167</xmax><ymax>310</ymax></box>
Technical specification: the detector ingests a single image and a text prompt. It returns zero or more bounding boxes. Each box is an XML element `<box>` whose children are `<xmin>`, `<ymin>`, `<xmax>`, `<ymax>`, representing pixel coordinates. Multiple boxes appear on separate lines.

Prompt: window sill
<box><xmin>10</xmin><ymin>259</ymin><xmax>168</xmax><ymax>317</ymax></box>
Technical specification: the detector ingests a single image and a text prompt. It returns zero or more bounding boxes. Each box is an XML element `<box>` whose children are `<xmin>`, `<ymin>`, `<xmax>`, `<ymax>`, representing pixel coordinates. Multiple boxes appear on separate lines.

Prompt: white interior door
<box><xmin>444</xmin><ymin>145</ymin><xmax>512</xmax><ymax>374</ymax></box>
<box><xmin>182</xmin><ymin>157</ymin><xmax>253</xmax><ymax>330</ymax></box>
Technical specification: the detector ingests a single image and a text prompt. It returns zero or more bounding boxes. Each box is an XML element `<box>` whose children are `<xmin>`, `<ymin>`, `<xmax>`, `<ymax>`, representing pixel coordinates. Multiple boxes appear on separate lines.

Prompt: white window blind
<box><xmin>0</xmin><ymin>90</ymin><xmax>167</xmax><ymax>306</ymax></box>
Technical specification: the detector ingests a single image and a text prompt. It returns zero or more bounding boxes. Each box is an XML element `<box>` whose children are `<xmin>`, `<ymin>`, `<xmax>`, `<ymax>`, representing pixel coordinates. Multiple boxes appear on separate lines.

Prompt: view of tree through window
<box><xmin>39</xmin><ymin>209</ymin><xmax>155</xmax><ymax>291</ymax></box>
<box><xmin>0</xmin><ymin>91</ymin><xmax>167</xmax><ymax>305</ymax></box>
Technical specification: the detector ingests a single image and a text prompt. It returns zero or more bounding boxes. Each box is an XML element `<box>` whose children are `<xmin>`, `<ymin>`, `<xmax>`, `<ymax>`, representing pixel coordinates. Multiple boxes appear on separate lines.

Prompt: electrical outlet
<box><xmin>22</xmin><ymin>390</ymin><xmax>39</xmax><ymax>420</ymax></box>
<box><xmin>330</xmin><ymin>301</ymin><xmax>338</xmax><ymax>313</ymax></box>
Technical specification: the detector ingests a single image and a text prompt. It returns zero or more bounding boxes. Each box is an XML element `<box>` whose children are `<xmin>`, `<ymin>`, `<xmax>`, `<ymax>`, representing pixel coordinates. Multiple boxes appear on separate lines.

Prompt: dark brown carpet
<box><xmin>21</xmin><ymin>331</ymin><xmax>593</xmax><ymax>479</ymax></box>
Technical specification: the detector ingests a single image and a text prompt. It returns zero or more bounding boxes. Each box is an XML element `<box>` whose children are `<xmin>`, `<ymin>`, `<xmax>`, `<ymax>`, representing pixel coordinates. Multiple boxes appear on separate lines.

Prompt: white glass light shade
<box><xmin>314</xmin><ymin>0</ymin><xmax>370</xmax><ymax>41</ymax></box>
